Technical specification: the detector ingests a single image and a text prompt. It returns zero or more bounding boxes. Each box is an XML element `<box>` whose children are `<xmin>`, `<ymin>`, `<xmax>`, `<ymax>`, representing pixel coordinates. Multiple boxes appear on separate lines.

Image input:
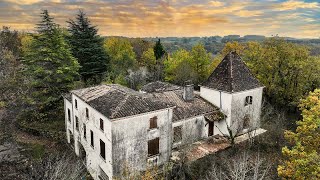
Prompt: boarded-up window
<box><xmin>75</xmin><ymin>116</ymin><xmax>79</xmax><ymax>131</ymax></box>
<box><xmin>83</xmin><ymin>123</ymin><xmax>86</xmax><ymax>139</ymax></box>
<box><xmin>245</xmin><ymin>96</ymin><xmax>253</xmax><ymax>106</ymax></box>
<box><xmin>149</xmin><ymin>116</ymin><xmax>158</xmax><ymax>129</ymax></box>
<box><xmin>173</xmin><ymin>126</ymin><xmax>182</xmax><ymax>143</ymax></box>
<box><xmin>148</xmin><ymin>138</ymin><xmax>159</xmax><ymax>157</ymax></box>
<box><xmin>90</xmin><ymin>130</ymin><xmax>94</xmax><ymax>148</ymax></box>
<box><xmin>86</xmin><ymin>108</ymin><xmax>89</xmax><ymax>119</ymax></box>
<box><xmin>100</xmin><ymin>139</ymin><xmax>106</xmax><ymax>160</ymax></box>
<box><xmin>67</xmin><ymin>109</ymin><xmax>71</xmax><ymax>122</ymax></box>
<box><xmin>243</xmin><ymin>115</ymin><xmax>250</xmax><ymax>129</ymax></box>
<box><xmin>75</xmin><ymin>99</ymin><xmax>78</xmax><ymax>109</ymax></box>
<box><xmin>100</xmin><ymin>118</ymin><xmax>104</xmax><ymax>131</ymax></box>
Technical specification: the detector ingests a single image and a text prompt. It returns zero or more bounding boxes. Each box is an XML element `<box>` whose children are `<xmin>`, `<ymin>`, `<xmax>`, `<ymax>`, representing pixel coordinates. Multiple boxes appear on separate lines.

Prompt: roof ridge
<box><xmin>110</xmin><ymin>90</ymin><xmax>130</xmax><ymax>118</ymax></box>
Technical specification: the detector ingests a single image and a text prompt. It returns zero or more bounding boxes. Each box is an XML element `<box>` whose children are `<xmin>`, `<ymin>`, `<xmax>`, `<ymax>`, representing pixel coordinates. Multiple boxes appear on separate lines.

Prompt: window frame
<box><xmin>148</xmin><ymin>137</ymin><xmax>159</xmax><ymax>157</ymax></box>
<box><xmin>100</xmin><ymin>139</ymin><xmax>106</xmax><ymax>160</ymax></box>
<box><xmin>245</xmin><ymin>96</ymin><xmax>253</xmax><ymax>106</ymax></box>
<box><xmin>90</xmin><ymin>130</ymin><xmax>94</xmax><ymax>148</ymax></box>
<box><xmin>100</xmin><ymin>118</ymin><xmax>104</xmax><ymax>132</ymax></box>
<box><xmin>75</xmin><ymin>99</ymin><xmax>78</xmax><ymax>109</ymax></box>
<box><xmin>75</xmin><ymin>116</ymin><xmax>79</xmax><ymax>131</ymax></box>
<box><xmin>86</xmin><ymin>108</ymin><xmax>89</xmax><ymax>119</ymax></box>
<box><xmin>67</xmin><ymin>108</ymin><xmax>71</xmax><ymax>122</ymax></box>
<box><xmin>83</xmin><ymin>123</ymin><xmax>86</xmax><ymax>140</ymax></box>
<box><xmin>149</xmin><ymin>116</ymin><xmax>158</xmax><ymax>129</ymax></box>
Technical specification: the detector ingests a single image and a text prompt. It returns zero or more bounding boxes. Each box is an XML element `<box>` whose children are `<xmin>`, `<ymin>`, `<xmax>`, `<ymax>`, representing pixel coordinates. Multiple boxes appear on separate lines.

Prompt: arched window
<box><xmin>245</xmin><ymin>96</ymin><xmax>253</xmax><ymax>106</ymax></box>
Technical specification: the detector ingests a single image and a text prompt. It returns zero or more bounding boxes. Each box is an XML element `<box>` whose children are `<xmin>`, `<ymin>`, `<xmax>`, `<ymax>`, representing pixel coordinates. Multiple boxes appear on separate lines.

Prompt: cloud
<box><xmin>276</xmin><ymin>0</ymin><xmax>319</xmax><ymax>11</ymax></box>
<box><xmin>209</xmin><ymin>1</ymin><xmax>225</xmax><ymax>7</ymax></box>
<box><xmin>0</xmin><ymin>0</ymin><xmax>319</xmax><ymax>38</ymax></box>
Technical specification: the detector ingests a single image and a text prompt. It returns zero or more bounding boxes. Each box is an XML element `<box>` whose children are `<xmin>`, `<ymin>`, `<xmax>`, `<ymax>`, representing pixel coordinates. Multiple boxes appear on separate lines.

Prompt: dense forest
<box><xmin>0</xmin><ymin>10</ymin><xmax>319</xmax><ymax>179</ymax></box>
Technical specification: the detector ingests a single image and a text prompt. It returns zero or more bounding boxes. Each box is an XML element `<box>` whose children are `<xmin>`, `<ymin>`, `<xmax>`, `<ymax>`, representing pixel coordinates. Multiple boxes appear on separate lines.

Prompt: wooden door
<box><xmin>208</xmin><ymin>122</ymin><xmax>214</xmax><ymax>136</ymax></box>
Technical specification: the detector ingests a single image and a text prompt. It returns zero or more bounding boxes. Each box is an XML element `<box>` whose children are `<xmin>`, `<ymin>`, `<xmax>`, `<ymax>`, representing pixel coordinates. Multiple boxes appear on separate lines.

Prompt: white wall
<box><xmin>172</xmin><ymin>116</ymin><xmax>207</xmax><ymax>148</ymax></box>
<box><xmin>200</xmin><ymin>86</ymin><xmax>263</xmax><ymax>136</ymax></box>
<box><xmin>68</xmin><ymin>94</ymin><xmax>113</xmax><ymax>179</ymax></box>
<box><xmin>230</xmin><ymin>87</ymin><xmax>263</xmax><ymax>133</ymax></box>
<box><xmin>111</xmin><ymin>108</ymin><xmax>173</xmax><ymax>177</ymax></box>
<box><xmin>200</xmin><ymin>86</ymin><xmax>232</xmax><ymax>135</ymax></box>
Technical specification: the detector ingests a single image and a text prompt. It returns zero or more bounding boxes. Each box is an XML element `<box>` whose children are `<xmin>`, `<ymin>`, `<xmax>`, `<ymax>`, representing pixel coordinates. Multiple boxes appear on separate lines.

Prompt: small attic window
<box><xmin>245</xmin><ymin>96</ymin><xmax>253</xmax><ymax>106</ymax></box>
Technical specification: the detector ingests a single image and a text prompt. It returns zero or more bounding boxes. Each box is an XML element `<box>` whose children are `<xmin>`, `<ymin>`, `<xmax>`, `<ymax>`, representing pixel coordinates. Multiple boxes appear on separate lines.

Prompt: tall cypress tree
<box><xmin>153</xmin><ymin>39</ymin><xmax>166</xmax><ymax>81</ymax></box>
<box><xmin>153</xmin><ymin>39</ymin><xmax>165</xmax><ymax>60</ymax></box>
<box><xmin>67</xmin><ymin>10</ymin><xmax>108</xmax><ymax>84</ymax></box>
<box><xmin>23</xmin><ymin>10</ymin><xmax>80</xmax><ymax>115</ymax></box>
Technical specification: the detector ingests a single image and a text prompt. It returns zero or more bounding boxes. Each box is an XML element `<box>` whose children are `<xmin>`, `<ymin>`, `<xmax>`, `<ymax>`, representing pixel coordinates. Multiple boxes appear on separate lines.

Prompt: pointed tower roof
<box><xmin>202</xmin><ymin>52</ymin><xmax>263</xmax><ymax>93</ymax></box>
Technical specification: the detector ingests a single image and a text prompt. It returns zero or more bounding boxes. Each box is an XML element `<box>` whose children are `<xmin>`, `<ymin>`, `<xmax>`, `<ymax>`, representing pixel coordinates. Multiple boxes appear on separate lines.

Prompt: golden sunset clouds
<box><xmin>0</xmin><ymin>0</ymin><xmax>319</xmax><ymax>38</ymax></box>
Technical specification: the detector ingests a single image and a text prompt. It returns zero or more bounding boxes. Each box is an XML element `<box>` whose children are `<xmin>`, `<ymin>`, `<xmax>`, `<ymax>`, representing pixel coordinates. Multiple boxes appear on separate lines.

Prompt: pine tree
<box><xmin>23</xmin><ymin>10</ymin><xmax>79</xmax><ymax>116</ymax></box>
<box><xmin>67</xmin><ymin>10</ymin><xmax>108</xmax><ymax>84</ymax></box>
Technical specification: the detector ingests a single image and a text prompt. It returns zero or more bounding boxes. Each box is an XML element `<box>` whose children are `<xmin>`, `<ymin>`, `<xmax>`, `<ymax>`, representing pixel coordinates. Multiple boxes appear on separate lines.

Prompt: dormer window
<box><xmin>245</xmin><ymin>96</ymin><xmax>253</xmax><ymax>106</ymax></box>
<box><xmin>75</xmin><ymin>99</ymin><xmax>78</xmax><ymax>109</ymax></box>
<box><xmin>149</xmin><ymin>116</ymin><xmax>158</xmax><ymax>129</ymax></box>
<box><xmin>86</xmin><ymin>108</ymin><xmax>89</xmax><ymax>119</ymax></box>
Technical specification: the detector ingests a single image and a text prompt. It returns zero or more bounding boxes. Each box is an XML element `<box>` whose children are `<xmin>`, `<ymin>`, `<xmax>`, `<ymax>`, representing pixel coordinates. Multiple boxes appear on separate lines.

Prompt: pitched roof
<box><xmin>202</xmin><ymin>52</ymin><xmax>263</xmax><ymax>92</ymax></box>
<box><xmin>141</xmin><ymin>81</ymin><xmax>181</xmax><ymax>93</ymax></box>
<box><xmin>71</xmin><ymin>84</ymin><xmax>173</xmax><ymax>120</ymax></box>
<box><xmin>143</xmin><ymin>83</ymin><xmax>222</xmax><ymax>122</ymax></box>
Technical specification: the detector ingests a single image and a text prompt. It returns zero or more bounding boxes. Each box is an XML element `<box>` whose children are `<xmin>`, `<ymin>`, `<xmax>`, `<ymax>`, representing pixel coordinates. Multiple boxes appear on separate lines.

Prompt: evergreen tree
<box><xmin>23</xmin><ymin>10</ymin><xmax>79</xmax><ymax>116</ymax></box>
<box><xmin>153</xmin><ymin>39</ymin><xmax>165</xmax><ymax>60</ymax></box>
<box><xmin>153</xmin><ymin>39</ymin><xmax>166</xmax><ymax>81</ymax></box>
<box><xmin>67</xmin><ymin>10</ymin><xmax>108</xmax><ymax>84</ymax></box>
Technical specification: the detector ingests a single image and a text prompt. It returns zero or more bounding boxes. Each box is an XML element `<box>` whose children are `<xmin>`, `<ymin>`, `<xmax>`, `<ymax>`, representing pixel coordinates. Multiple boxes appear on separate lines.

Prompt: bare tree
<box><xmin>204</xmin><ymin>151</ymin><xmax>271</xmax><ymax>180</ymax></box>
<box><xmin>29</xmin><ymin>153</ymin><xmax>86</xmax><ymax>180</ymax></box>
<box><xmin>215</xmin><ymin>100</ymin><xmax>256</xmax><ymax>146</ymax></box>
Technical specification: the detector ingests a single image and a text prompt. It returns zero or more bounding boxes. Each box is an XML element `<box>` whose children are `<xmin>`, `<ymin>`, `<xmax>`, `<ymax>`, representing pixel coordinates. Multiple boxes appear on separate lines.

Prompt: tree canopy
<box><xmin>67</xmin><ymin>10</ymin><xmax>108</xmax><ymax>84</ymax></box>
<box><xmin>278</xmin><ymin>89</ymin><xmax>320</xmax><ymax>179</ymax></box>
<box><xmin>23</xmin><ymin>10</ymin><xmax>79</xmax><ymax>115</ymax></box>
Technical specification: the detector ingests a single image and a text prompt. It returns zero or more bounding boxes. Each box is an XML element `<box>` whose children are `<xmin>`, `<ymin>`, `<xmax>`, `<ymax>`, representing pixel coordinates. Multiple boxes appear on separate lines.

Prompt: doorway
<box><xmin>208</xmin><ymin>122</ymin><xmax>214</xmax><ymax>136</ymax></box>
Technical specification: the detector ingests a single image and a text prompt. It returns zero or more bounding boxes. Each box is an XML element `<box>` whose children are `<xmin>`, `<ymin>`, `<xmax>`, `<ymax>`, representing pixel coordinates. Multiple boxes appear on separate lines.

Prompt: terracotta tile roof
<box><xmin>71</xmin><ymin>84</ymin><xmax>173</xmax><ymax>120</ymax></box>
<box><xmin>202</xmin><ymin>52</ymin><xmax>263</xmax><ymax>92</ymax></box>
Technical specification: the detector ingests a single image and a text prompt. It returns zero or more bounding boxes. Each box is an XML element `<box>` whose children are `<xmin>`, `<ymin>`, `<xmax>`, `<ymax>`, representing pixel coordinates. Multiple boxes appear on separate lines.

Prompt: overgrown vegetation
<box><xmin>0</xmin><ymin>8</ymin><xmax>319</xmax><ymax>180</ymax></box>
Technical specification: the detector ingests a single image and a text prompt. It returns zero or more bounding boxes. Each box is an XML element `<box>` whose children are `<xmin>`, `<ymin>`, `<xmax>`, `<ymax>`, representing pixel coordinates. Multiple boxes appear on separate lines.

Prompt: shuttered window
<box><xmin>148</xmin><ymin>138</ymin><xmax>159</xmax><ymax>157</ymax></box>
<box><xmin>149</xmin><ymin>116</ymin><xmax>158</xmax><ymax>129</ymax></box>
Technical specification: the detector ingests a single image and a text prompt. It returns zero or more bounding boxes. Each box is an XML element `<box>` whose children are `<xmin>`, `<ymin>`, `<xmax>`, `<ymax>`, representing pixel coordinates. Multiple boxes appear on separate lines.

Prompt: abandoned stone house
<box><xmin>63</xmin><ymin>52</ymin><xmax>264</xmax><ymax>180</ymax></box>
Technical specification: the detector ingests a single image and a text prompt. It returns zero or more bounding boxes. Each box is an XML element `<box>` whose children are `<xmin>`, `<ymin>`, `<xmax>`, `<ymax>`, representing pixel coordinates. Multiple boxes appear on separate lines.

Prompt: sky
<box><xmin>0</xmin><ymin>0</ymin><xmax>320</xmax><ymax>38</ymax></box>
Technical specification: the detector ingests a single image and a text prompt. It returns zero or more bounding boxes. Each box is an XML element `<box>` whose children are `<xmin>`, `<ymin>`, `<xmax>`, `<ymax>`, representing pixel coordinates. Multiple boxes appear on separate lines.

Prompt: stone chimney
<box><xmin>183</xmin><ymin>81</ymin><xmax>194</xmax><ymax>101</ymax></box>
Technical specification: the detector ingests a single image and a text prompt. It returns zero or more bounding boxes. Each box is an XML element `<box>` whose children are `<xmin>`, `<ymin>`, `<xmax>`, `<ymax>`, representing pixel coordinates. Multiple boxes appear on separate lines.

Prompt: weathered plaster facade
<box><xmin>63</xmin><ymin>52</ymin><xmax>264</xmax><ymax>180</ymax></box>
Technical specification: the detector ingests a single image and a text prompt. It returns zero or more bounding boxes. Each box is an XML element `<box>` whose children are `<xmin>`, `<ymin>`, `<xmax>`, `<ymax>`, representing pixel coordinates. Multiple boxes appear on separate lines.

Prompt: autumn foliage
<box><xmin>278</xmin><ymin>89</ymin><xmax>320</xmax><ymax>179</ymax></box>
